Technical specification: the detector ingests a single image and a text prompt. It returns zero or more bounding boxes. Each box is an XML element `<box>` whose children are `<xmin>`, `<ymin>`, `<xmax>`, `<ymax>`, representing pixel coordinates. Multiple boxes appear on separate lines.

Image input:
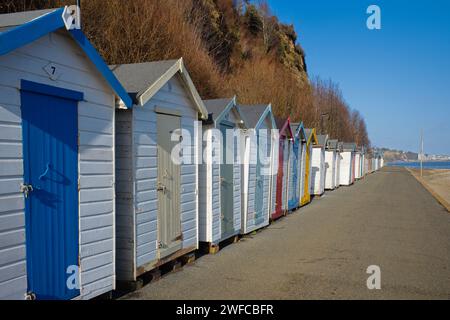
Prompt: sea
<box><xmin>387</xmin><ymin>161</ymin><xmax>450</xmax><ymax>169</ymax></box>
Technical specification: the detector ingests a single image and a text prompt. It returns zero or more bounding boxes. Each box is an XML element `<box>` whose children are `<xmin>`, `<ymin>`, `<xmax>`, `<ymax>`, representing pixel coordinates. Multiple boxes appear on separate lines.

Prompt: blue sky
<box><xmin>268</xmin><ymin>0</ymin><xmax>450</xmax><ymax>155</ymax></box>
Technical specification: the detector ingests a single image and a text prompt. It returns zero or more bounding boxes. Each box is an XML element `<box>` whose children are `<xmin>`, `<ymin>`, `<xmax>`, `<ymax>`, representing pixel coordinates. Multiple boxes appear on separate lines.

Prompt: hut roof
<box><xmin>342</xmin><ymin>142</ymin><xmax>357</xmax><ymax>151</ymax></box>
<box><xmin>0</xmin><ymin>8</ymin><xmax>56</xmax><ymax>30</ymax></box>
<box><xmin>291</xmin><ymin>122</ymin><xmax>307</xmax><ymax>141</ymax></box>
<box><xmin>239</xmin><ymin>104</ymin><xmax>271</xmax><ymax>128</ymax></box>
<box><xmin>316</xmin><ymin>134</ymin><xmax>329</xmax><ymax>147</ymax></box>
<box><xmin>203</xmin><ymin>97</ymin><xmax>248</xmax><ymax>127</ymax></box>
<box><xmin>327</xmin><ymin>139</ymin><xmax>339</xmax><ymax>150</ymax></box>
<box><xmin>304</xmin><ymin>128</ymin><xmax>319</xmax><ymax>145</ymax></box>
<box><xmin>111</xmin><ymin>59</ymin><xmax>208</xmax><ymax>118</ymax></box>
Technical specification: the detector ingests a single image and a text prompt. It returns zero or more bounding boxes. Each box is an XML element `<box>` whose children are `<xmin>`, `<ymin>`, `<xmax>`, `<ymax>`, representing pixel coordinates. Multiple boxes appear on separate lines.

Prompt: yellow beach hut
<box><xmin>301</xmin><ymin>128</ymin><xmax>318</xmax><ymax>206</ymax></box>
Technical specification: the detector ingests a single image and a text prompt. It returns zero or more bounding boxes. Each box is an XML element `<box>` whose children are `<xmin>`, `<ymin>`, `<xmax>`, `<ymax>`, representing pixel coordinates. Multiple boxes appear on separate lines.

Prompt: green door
<box><xmin>157</xmin><ymin>112</ymin><xmax>182</xmax><ymax>258</ymax></box>
<box><xmin>220</xmin><ymin>122</ymin><xmax>235</xmax><ymax>239</ymax></box>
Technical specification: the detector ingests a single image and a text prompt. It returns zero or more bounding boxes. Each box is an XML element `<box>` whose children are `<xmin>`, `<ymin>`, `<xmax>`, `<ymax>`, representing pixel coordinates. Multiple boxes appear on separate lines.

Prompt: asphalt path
<box><xmin>123</xmin><ymin>167</ymin><xmax>450</xmax><ymax>300</ymax></box>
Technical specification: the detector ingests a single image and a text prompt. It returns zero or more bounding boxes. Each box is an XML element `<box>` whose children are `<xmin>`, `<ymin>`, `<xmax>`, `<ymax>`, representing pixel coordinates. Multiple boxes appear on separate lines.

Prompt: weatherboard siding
<box><xmin>325</xmin><ymin>151</ymin><xmax>336</xmax><ymax>190</ymax></box>
<box><xmin>114</xmin><ymin>75</ymin><xmax>199</xmax><ymax>280</ymax></box>
<box><xmin>354</xmin><ymin>154</ymin><xmax>361</xmax><ymax>179</ymax></box>
<box><xmin>115</xmin><ymin>109</ymin><xmax>135</xmax><ymax>281</ymax></box>
<box><xmin>282</xmin><ymin>139</ymin><xmax>289</xmax><ymax>210</ymax></box>
<box><xmin>244</xmin><ymin>130</ymin><xmax>257</xmax><ymax>233</ymax></box>
<box><xmin>198</xmin><ymin>127</ymin><xmax>221</xmax><ymax>243</ymax></box>
<box><xmin>243</xmin><ymin>117</ymin><xmax>272</xmax><ymax>234</ymax></box>
<box><xmin>311</xmin><ymin>147</ymin><xmax>325</xmax><ymax>195</ymax></box>
<box><xmin>299</xmin><ymin>142</ymin><xmax>306</xmax><ymax>204</ymax></box>
<box><xmin>340</xmin><ymin>152</ymin><xmax>352</xmax><ymax>186</ymax></box>
<box><xmin>335</xmin><ymin>152</ymin><xmax>341</xmax><ymax>188</ymax></box>
<box><xmin>0</xmin><ymin>30</ymin><xmax>117</xmax><ymax>300</ymax></box>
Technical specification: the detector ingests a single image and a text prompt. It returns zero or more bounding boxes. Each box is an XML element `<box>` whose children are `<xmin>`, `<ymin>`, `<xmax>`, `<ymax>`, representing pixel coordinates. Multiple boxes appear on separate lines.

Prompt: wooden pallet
<box><xmin>200</xmin><ymin>235</ymin><xmax>240</xmax><ymax>255</ymax></box>
<box><xmin>117</xmin><ymin>247</ymin><xmax>197</xmax><ymax>293</ymax></box>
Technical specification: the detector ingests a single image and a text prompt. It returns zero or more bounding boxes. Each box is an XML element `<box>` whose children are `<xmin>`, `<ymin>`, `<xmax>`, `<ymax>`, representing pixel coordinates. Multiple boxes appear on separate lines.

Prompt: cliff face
<box><xmin>193</xmin><ymin>0</ymin><xmax>308</xmax><ymax>81</ymax></box>
<box><xmin>381</xmin><ymin>149</ymin><xmax>418</xmax><ymax>162</ymax></box>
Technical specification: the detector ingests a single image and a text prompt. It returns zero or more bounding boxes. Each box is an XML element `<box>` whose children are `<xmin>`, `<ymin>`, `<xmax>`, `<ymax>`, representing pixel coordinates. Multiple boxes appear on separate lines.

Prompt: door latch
<box><xmin>20</xmin><ymin>184</ymin><xmax>34</xmax><ymax>198</ymax></box>
<box><xmin>157</xmin><ymin>183</ymin><xmax>167</xmax><ymax>193</ymax></box>
<box><xmin>158</xmin><ymin>241</ymin><xmax>167</xmax><ymax>249</ymax></box>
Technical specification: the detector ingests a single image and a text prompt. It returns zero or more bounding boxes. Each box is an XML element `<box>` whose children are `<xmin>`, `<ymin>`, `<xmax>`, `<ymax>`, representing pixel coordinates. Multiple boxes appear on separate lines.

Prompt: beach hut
<box><xmin>325</xmin><ymin>139</ymin><xmax>339</xmax><ymax>190</ymax></box>
<box><xmin>360</xmin><ymin>147</ymin><xmax>366</xmax><ymax>177</ymax></box>
<box><xmin>199</xmin><ymin>97</ymin><xmax>247</xmax><ymax>248</ymax></box>
<box><xmin>354</xmin><ymin>148</ymin><xmax>362</xmax><ymax>180</ymax></box>
<box><xmin>339</xmin><ymin>143</ymin><xmax>357</xmax><ymax>186</ymax></box>
<box><xmin>239</xmin><ymin>104</ymin><xmax>276</xmax><ymax>234</ymax></box>
<box><xmin>311</xmin><ymin>135</ymin><xmax>329</xmax><ymax>196</ymax></box>
<box><xmin>334</xmin><ymin>142</ymin><xmax>342</xmax><ymax>188</ymax></box>
<box><xmin>111</xmin><ymin>59</ymin><xmax>208</xmax><ymax>282</ymax></box>
<box><xmin>271</xmin><ymin>117</ymin><xmax>293</xmax><ymax>220</ymax></box>
<box><xmin>364</xmin><ymin>155</ymin><xmax>369</xmax><ymax>176</ymax></box>
<box><xmin>288</xmin><ymin>123</ymin><xmax>307</xmax><ymax>211</ymax></box>
<box><xmin>0</xmin><ymin>8</ymin><xmax>133</xmax><ymax>300</ymax></box>
<box><xmin>301</xmin><ymin>129</ymin><xmax>318</xmax><ymax>205</ymax></box>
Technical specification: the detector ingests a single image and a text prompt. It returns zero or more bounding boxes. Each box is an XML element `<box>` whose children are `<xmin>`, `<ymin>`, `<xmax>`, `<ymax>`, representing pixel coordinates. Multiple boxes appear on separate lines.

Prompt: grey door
<box><xmin>157</xmin><ymin>112</ymin><xmax>182</xmax><ymax>259</ymax></box>
<box><xmin>219</xmin><ymin>122</ymin><xmax>235</xmax><ymax>239</ymax></box>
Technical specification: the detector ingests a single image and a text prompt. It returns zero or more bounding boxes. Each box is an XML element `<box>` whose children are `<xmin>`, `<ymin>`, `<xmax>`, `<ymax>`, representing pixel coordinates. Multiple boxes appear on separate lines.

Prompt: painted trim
<box><xmin>255</xmin><ymin>104</ymin><xmax>275</xmax><ymax>130</ymax></box>
<box><xmin>208</xmin><ymin>96</ymin><xmax>248</xmax><ymax>129</ymax></box>
<box><xmin>307</xmin><ymin>128</ymin><xmax>319</xmax><ymax>146</ymax></box>
<box><xmin>21</xmin><ymin>79</ymin><xmax>84</xmax><ymax>101</ymax></box>
<box><xmin>154</xmin><ymin>105</ymin><xmax>182</xmax><ymax>117</ymax></box>
<box><xmin>0</xmin><ymin>8</ymin><xmax>64</xmax><ymax>56</ymax></box>
<box><xmin>0</xmin><ymin>7</ymin><xmax>133</xmax><ymax>108</ymax></box>
<box><xmin>139</xmin><ymin>58</ymin><xmax>208</xmax><ymax>119</ymax></box>
<box><xmin>278</xmin><ymin>117</ymin><xmax>294</xmax><ymax>139</ymax></box>
<box><xmin>69</xmin><ymin>29</ymin><xmax>132</xmax><ymax>108</ymax></box>
<box><xmin>219</xmin><ymin>119</ymin><xmax>236</xmax><ymax>128</ymax></box>
<box><xmin>295</xmin><ymin>122</ymin><xmax>307</xmax><ymax>141</ymax></box>
<box><xmin>213</xmin><ymin>97</ymin><xmax>234</xmax><ymax>124</ymax></box>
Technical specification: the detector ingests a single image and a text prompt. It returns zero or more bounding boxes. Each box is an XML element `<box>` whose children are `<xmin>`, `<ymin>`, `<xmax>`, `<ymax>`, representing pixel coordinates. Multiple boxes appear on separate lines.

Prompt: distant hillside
<box><xmin>0</xmin><ymin>0</ymin><xmax>370</xmax><ymax>147</ymax></box>
<box><xmin>380</xmin><ymin>148</ymin><xmax>418</xmax><ymax>162</ymax></box>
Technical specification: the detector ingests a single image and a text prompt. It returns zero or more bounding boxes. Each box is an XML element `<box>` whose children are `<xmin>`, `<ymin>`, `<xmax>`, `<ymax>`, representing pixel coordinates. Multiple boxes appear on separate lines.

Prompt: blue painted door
<box><xmin>21</xmin><ymin>85</ymin><xmax>79</xmax><ymax>300</ymax></box>
<box><xmin>288</xmin><ymin>140</ymin><xmax>299</xmax><ymax>210</ymax></box>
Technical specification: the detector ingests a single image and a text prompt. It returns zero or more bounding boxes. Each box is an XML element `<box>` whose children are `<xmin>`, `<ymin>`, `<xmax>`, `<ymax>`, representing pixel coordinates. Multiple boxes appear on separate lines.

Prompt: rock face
<box><xmin>193</xmin><ymin>0</ymin><xmax>308</xmax><ymax>80</ymax></box>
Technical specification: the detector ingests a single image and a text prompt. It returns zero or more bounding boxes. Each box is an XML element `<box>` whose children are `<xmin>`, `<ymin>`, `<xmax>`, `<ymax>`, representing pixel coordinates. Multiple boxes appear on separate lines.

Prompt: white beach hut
<box><xmin>325</xmin><ymin>139</ymin><xmax>338</xmax><ymax>190</ymax></box>
<box><xmin>360</xmin><ymin>147</ymin><xmax>366</xmax><ymax>177</ymax></box>
<box><xmin>311</xmin><ymin>134</ymin><xmax>328</xmax><ymax>196</ymax></box>
<box><xmin>199</xmin><ymin>97</ymin><xmax>247</xmax><ymax>249</ymax></box>
<box><xmin>111</xmin><ymin>59</ymin><xmax>208</xmax><ymax>282</ymax></box>
<box><xmin>239</xmin><ymin>104</ymin><xmax>276</xmax><ymax>234</ymax></box>
<box><xmin>339</xmin><ymin>143</ymin><xmax>357</xmax><ymax>186</ymax></box>
<box><xmin>0</xmin><ymin>8</ymin><xmax>133</xmax><ymax>300</ymax></box>
<box><xmin>354</xmin><ymin>149</ymin><xmax>362</xmax><ymax>180</ymax></box>
<box><xmin>334</xmin><ymin>142</ymin><xmax>342</xmax><ymax>189</ymax></box>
